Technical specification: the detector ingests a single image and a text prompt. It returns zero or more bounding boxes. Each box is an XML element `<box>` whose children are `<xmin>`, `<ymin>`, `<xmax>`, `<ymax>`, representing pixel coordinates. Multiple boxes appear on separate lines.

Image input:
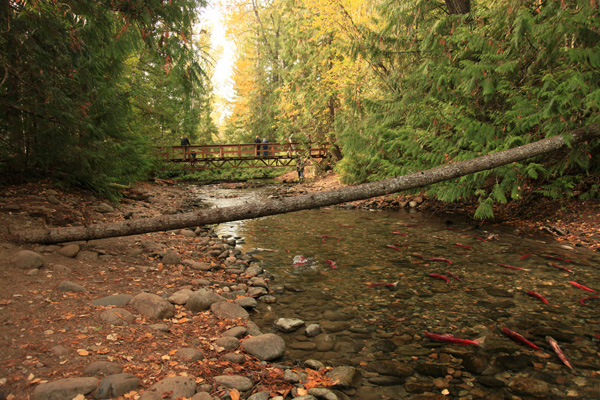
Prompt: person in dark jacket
<box><xmin>262</xmin><ymin>138</ymin><xmax>269</xmax><ymax>157</ymax></box>
<box><xmin>181</xmin><ymin>136</ymin><xmax>191</xmax><ymax>159</ymax></box>
<box><xmin>253</xmin><ymin>135</ymin><xmax>261</xmax><ymax>156</ymax></box>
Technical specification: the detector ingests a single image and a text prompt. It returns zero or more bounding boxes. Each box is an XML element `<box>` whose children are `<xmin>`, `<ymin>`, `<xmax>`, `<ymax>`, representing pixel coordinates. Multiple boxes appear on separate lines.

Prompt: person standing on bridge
<box><xmin>296</xmin><ymin>157</ymin><xmax>305</xmax><ymax>183</ymax></box>
<box><xmin>253</xmin><ymin>135</ymin><xmax>261</xmax><ymax>156</ymax></box>
<box><xmin>181</xmin><ymin>136</ymin><xmax>191</xmax><ymax>160</ymax></box>
<box><xmin>262</xmin><ymin>138</ymin><xmax>269</xmax><ymax>157</ymax></box>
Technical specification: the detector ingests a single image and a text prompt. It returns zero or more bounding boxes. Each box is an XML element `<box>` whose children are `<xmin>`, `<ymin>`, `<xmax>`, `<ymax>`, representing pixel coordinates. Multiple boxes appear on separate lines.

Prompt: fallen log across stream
<box><xmin>8</xmin><ymin>125</ymin><xmax>599</xmax><ymax>244</ymax></box>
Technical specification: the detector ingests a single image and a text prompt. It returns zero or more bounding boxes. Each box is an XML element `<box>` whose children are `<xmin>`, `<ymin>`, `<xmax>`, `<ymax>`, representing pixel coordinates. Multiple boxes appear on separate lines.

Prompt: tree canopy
<box><xmin>0</xmin><ymin>0</ymin><xmax>217</xmax><ymax>197</ymax></box>
<box><xmin>222</xmin><ymin>0</ymin><xmax>600</xmax><ymax>217</ymax></box>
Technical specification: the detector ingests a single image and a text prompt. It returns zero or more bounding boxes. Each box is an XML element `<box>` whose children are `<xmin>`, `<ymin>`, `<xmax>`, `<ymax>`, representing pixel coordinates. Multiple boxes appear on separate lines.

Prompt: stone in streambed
<box><xmin>91</xmin><ymin>294</ymin><xmax>132</xmax><ymax>307</ymax></box>
<box><xmin>13</xmin><ymin>250</ymin><xmax>44</xmax><ymax>270</ymax></box>
<box><xmin>210</xmin><ymin>301</ymin><xmax>249</xmax><ymax>321</ymax></box>
<box><xmin>58</xmin><ymin>281</ymin><xmax>86</xmax><ymax>292</ymax></box>
<box><xmin>275</xmin><ymin>318</ymin><xmax>305</xmax><ymax>333</ymax></box>
<box><xmin>83</xmin><ymin>361</ymin><xmax>123</xmax><ymax>377</ymax></box>
<box><xmin>129</xmin><ymin>292</ymin><xmax>175</xmax><ymax>320</ymax></box>
<box><xmin>213</xmin><ymin>375</ymin><xmax>253</xmax><ymax>391</ymax></box>
<box><xmin>186</xmin><ymin>289</ymin><xmax>225</xmax><ymax>312</ymax></box>
<box><xmin>99</xmin><ymin>308</ymin><xmax>135</xmax><ymax>325</ymax></box>
<box><xmin>508</xmin><ymin>377</ymin><xmax>549</xmax><ymax>398</ymax></box>
<box><xmin>58</xmin><ymin>244</ymin><xmax>80</xmax><ymax>258</ymax></box>
<box><xmin>33</xmin><ymin>377</ymin><xmax>99</xmax><ymax>400</ymax></box>
<box><xmin>168</xmin><ymin>289</ymin><xmax>194</xmax><ymax>305</ymax></box>
<box><xmin>93</xmin><ymin>373</ymin><xmax>139</xmax><ymax>399</ymax></box>
<box><xmin>326</xmin><ymin>366</ymin><xmax>362</xmax><ymax>388</ymax></box>
<box><xmin>175</xmin><ymin>348</ymin><xmax>204</xmax><ymax>362</ymax></box>
<box><xmin>242</xmin><ymin>333</ymin><xmax>285</xmax><ymax>361</ymax></box>
<box><xmin>140</xmin><ymin>375</ymin><xmax>196</xmax><ymax>399</ymax></box>
<box><xmin>368</xmin><ymin>360</ymin><xmax>414</xmax><ymax>378</ymax></box>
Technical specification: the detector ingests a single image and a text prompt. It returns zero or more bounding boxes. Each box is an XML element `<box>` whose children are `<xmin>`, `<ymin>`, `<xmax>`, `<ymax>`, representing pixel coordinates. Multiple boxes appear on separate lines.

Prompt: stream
<box><xmin>191</xmin><ymin>182</ymin><xmax>600</xmax><ymax>399</ymax></box>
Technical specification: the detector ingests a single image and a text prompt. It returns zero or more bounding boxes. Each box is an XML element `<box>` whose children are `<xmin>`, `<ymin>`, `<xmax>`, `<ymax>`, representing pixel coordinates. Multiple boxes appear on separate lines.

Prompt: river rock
<box><xmin>235</xmin><ymin>296</ymin><xmax>258</xmax><ymax>308</ymax></box>
<box><xmin>96</xmin><ymin>203</ymin><xmax>114</xmax><ymax>213</ymax></box>
<box><xmin>304</xmin><ymin>359</ymin><xmax>325</xmax><ymax>370</ymax></box>
<box><xmin>33</xmin><ymin>377</ymin><xmax>99</xmax><ymax>400</ymax></box>
<box><xmin>210</xmin><ymin>301</ymin><xmax>249</xmax><ymax>320</ymax></box>
<box><xmin>368</xmin><ymin>360</ymin><xmax>414</xmax><ymax>377</ymax></box>
<box><xmin>76</xmin><ymin>250</ymin><xmax>99</xmax><ymax>262</ymax></box>
<box><xmin>462</xmin><ymin>352</ymin><xmax>489</xmax><ymax>375</ymax></box>
<box><xmin>58</xmin><ymin>281</ymin><xmax>86</xmax><ymax>292</ymax></box>
<box><xmin>58</xmin><ymin>244</ymin><xmax>80</xmax><ymax>258</ymax></box>
<box><xmin>326</xmin><ymin>366</ymin><xmax>362</xmax><ymax>388</ymax></box>
<box><xmin>305</xmin><ymin>324</ymin><xmax>321</xmax><ymax>337</ymax></box>
<box><xmin>142</xmin><ymin>375</ymin><xmax>197</xmax><ymax>399</ymax></box>
<box><xmin>13</xmin><ymin>250</ymin><xmax>44</xmax><ymax>270</ymax></box>
<box><xmin>323</xmin><ymin>310</ymin><xmax>355</xmax><ymax>321</ymax></box>
<box><xmin>242</xmin><ymin>333</ymin><xmax>285</xmax><ymax>360</ymax></box>
<box><xmin>83</xmin><ymin>361</ymin><xmax>123</xmax><ymax>377</ymax></box>
<box><xmin>162</xmin><ymin>250</ymin><xmax>182</xmax><ymax>265</ymax></box>
<box><xmin>129</xmin><ymin>292</ymin><xmax>175</xmax><ymax>320</ymax></box>
<box><xmin>415</xmin><ymin>363</ymin><xmax>447</xmax><ymax>378</ymax></box>
<box><xmin>508</xmin><ymin>377</ymin><xmax>550</xmax><ymax>398</ymax></box>
<box><xmin>186</xmin><ymin>289</ymin><xmax>225</xmax><ymax>312</ymax></box>
<box><xmin>100</xmin><ymin>308</ymin><xmax>135</xmax><ymax>325</ymax></box>
<box><xmin>308</xmin><ymin>388</ymin><xmax>347</xmax><ymax>400</ymax></box>
<box><xmin>91</xmin><ymin>294</ymin><xmax>132</xmax><ymax>307</ymax></box>
<box><xmin>248</xmin><ymin>391</ymin><xmax>270</xmax><ymax>400</ymax></box>
<box><xmin>94</xmin><ymin>373</ymin><xmax>139</xmax><ymax>399</ymax></box>
<box><xmin>222</xmin><ymin>353</ymin><xmax>245</xmax><ymax>363</ymax></box>
<box><xmin>215</xmin><ymin>336</ymin><xmax>239</xmax><ymax>350</ymax></box>
<box><xmin>223</xmin><ymin>326</ymin><xmax>247</xmax><ymax>338</ymax></box>
<box><xmin>275</xmin><ymin>318</ymin><xmax>305</xmax><ymax>332</ymax></box>
<box><xmin>175</xmin><ymin>348</ymin><xmax>204</xmax><ymax>362</ymax></box>
<box><xmin>321</xmin><ymin>320</ymin><xmax>351</xmax><ymax>333</ymax></box>
<box><xmin>187</xmin><ymin>261</ymin><xmax>212</xmax><ymax>271</ymax></box>
<box><xmin>191</xmin><ymin>393</ymin><xmax>214</xmax><ymax>400</ymax></box>
<box><xmin>213</xmin><ymin>375</ymin><xmax>253</xmax><ymax>391</ymax></box>
<box><xmin>247</xmin><ymin>286</ymin><xmax>268</xmax><ymax>298</ymax></box>
<box><xmin>496</xmin><ymin>354</ymin><xmax>531</xmax><ymax>371</ymax></box>
<box><xmin>168</xmin><ymin>289</ymin><xmax>194</xmax><ymax>305</ymax></box>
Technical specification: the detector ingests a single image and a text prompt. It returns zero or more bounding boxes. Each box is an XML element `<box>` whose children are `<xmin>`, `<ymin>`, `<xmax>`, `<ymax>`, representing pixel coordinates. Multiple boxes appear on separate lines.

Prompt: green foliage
<box><xmin>336</xmin><ymin>0</ymin><xmax>600</xmax><ymax>217</ymax></box>
<box><xmin>0</xmin><ymin>0</ymin><xmax>212</xmax><ymax>197</ymax></box>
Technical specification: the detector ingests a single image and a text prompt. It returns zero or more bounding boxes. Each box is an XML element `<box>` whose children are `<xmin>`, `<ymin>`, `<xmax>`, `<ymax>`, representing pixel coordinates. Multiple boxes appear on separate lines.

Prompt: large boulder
<box><xmin>33</xmin><ymin>377</ymin><xmax>98</xmax><ymax>400</ymax></box>
<box><xmin>129</xmin><ymin>293</ymin><xmax>175</xmax><ymax>320</ymax></box>
<box><xmin>242</xmin><ymin>333</ymin><xmax>285</xmax><ymax>361</ymax></box>
<box><xmin>13</xmin><ymin>250</ymin><xmax>44</xmax><ymax>270</ymax></box>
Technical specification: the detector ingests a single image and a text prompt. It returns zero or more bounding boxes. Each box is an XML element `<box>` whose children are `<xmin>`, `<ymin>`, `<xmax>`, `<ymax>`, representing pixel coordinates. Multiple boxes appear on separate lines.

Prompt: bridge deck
<box><xmin>156</xmin><ymin>142</ymin><xmax>328</xmax><ymax>171</ymax></box>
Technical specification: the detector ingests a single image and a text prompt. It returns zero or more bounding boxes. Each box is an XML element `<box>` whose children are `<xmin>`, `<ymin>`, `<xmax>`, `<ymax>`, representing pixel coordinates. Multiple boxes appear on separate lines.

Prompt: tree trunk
<box><xmin>8</xmin><ymin>125</ymin><xmax>599</xmax><ymax>244</ymax></box>
<box><xmin>445</xmin><ymin>0</ymin><xmax>470</xmax><ymax>14</ymax></box>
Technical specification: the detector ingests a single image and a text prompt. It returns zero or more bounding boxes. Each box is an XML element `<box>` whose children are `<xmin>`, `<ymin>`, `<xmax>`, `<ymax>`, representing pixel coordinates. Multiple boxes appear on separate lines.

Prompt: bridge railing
<box><xmin>156</xmin><ymin>142</ymin><xmax>328</xmax><ymax>162</ymax></box>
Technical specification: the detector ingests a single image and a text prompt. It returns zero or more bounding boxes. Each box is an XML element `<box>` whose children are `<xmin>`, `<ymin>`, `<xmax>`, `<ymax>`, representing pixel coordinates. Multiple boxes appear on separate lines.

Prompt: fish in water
<box><xmin>339</xmin><ymin>224</ymin><xmax>354</xmax><ymax>227</ymax></box>
<box><xmin>325</xmin><ymin>259</ymin><xmax>337</xmax><ymax>269</ymax></box>
<box><xmin>519</xmin><ymin>253</ymin><xmax>532</xmax><ymax>260</ymax></box>
<box><xmin>501</xmin><ymin>328</ymin><xmax>540</xmax><ymax>350</ymax></box>
<box><xmin>424</xmin><ymin>332</ymin><xmax>485</xmax><ymax>347</ymax></box>
<box><xmin>526</xmin><ymin>290</ymin><xmax>549</xmax><ymax>305</ymax></box>
<box><xmin>474</xmin><ymin>236</ymin><xmax>487</xmax><ymax>242</ymax></box>
<box><xmin>498</xmin><ymin>263</ymin><xmax>530</xmax><ymax>271</ymax></box>
<box><xmin>293</xmin><ymin>255</ymin><xmax>308</xmax><ymax>265</ymax></box>
<box><xmin>428</xmin><ymin>273</ymin><xmax>449</xmax><ymax>283</ymax></box>
<box><xmin>453</xmin><ymin>242</ymin><xmax>473</xmax><ymax>250</ymax></box>
<box><xmin>544</xmin><ymin>255</ymin><xmax>573</xmax><ymax>263</ymax></box>
<box><xmin>429</xmin><ymin>257</ymin><xmax>453</xmax><ymax>265</ymax></box>
<box><xmin>391</xmin><ymin>230</ymin><xmax>407</xmax><ymax>236</ymax></box>
<box><xmin>551</xmin><ymin>263</ymin><xmax>573</xmax><ymax>273</ymax></box>
<box><xmin>366</xmin><ymin>281</ymin><xmax>398</xmax><ymax>289</ymax></box>
<box><xmin>446</xmin><ymin>271</ymin><xmax>462</xmax><ymax>281</ymax></box>
<box><xmin>546</xmin><ymin>336</ymin><xmax>573</xmax><ymax>370</ymax></box>
<box><xmin>579</xmin><ymin>295</ymin><xmax>599</xmax><ymax>305</ymax></box>
<box><xmin>569</xmin><ymin>281</ymin><xmax>598</xmax><ymax>293</ymax></box>
<box><xmin>385</xmin><ymin>244</ymin><xmax>403</xmax><ymax>251</ymax></box>
<box><xmin>411</xmin><ymin>253</ymin><xmax>427</xmax><ymax>260</ymax></box>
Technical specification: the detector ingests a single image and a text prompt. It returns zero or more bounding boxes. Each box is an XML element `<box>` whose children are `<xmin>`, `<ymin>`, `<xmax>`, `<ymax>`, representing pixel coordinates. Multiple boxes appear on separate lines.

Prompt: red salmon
<box><xmin>579</xmin><ymin>295</ymin><xmax>599</xmax><ymax>305</ymax></box>
<box><xmin>498</xmin><ymin>263</ymin><xmax>530</xmax><ymax>271</ymax></box>
<box><xmin>424</xmin><ymin>332</ymin><xmax>485</xmax><ymax>347</ymax></box>
<box><xmin>501</xmin><ymin>328</ymin><xmax>540</xmax><ymax>350</ymax></box>
<box><xmin>453</xmin><ymin>243</ymin><xmax>473</xmax><ymax>250</ymax></box>
<box><xmin>551</xmin><ymin>263</ymin><xmax>573</xmax><ymax>273</ymax></box>
<box><xmin>430</xmin><ymin>257</ymin><xmax>453</xmax><ymax>265</ymax></box>
<box><xmin>544</xmin><ymin>255</ymin><xmax>573</xmax><ymax>262</ymax></box>
<box><xmin>385</xmin><ymin>244</ymin><xmax>403</xmax><ymax>251</ymax></box>
<box><xmin>547</xmin><ymin>336</ymin><xmax>573</xmax><ymax>370</ymax></box>
<box><xmin>325</xmin><ymin>260</ymin><xmax>337</xmax><ymax>269</ymax></box>
<box><xmin>428</xmin><ymin>273</ymin><xmax>449</xmax><ymax>283</ymax></box>
<box><xmin>526</xmin><ymin>290</ymin><xmax>549</xmax><ymax>305</ymax></box>
<box><xmin>519</xmin><ymin>253</ymin><xmax>532</xmax><ymax>260</ymax></box>
<box><xmin>366</xmin><ymin>281</ymin><xmax>398</xmax><ymax>288</ymax></box>
<box><xmin>446</xmin><ymin>271</ymin><xmax>462</xmax><ymax>281</ymax></box>
<box><xmin>569</xmin><ymin>281</ymin><xmax>598</xmax><ymax>293</ymax></box>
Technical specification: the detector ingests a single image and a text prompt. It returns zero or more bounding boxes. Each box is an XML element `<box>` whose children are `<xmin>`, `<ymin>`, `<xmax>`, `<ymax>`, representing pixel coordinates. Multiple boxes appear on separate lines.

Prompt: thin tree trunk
<box><xmin>8</xmin><ymin>125</ymin><xmax>599</xmax><ymax>244</ymax></box>
<box><xmin>446</xmin><ymin>0</ymin><xmax>470</xmax><ymax>14</ymax></box>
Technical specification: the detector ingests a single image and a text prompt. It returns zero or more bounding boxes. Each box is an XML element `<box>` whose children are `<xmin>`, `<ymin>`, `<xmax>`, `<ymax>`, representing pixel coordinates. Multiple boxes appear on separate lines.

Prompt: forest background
<box><xmin>1</xmin><ymin>0</ymin><xmax>599</xmax><ymax>219</ymax></box>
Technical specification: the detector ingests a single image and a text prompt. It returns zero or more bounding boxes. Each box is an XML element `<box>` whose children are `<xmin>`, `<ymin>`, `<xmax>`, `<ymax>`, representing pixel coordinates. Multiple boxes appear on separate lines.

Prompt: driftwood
<box><xmin>9</xmin><ymin>125</ymin><xmax>599</xmax><ymax>244</ymax></box>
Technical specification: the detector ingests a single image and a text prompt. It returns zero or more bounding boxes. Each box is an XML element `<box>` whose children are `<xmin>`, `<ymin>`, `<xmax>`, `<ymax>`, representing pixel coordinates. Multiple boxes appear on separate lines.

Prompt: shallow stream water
<box><xmin>192</xmin><ymin>183</ymin><xmax>600</xmax><ymax>399</ymax></box>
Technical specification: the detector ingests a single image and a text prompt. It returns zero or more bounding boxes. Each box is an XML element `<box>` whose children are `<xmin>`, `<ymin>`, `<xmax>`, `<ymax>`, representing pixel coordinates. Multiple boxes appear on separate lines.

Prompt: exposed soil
<box><xmin>0</xmin><ymin>173</ymin><xmax>598</xmax><ymax>399</ymax></box>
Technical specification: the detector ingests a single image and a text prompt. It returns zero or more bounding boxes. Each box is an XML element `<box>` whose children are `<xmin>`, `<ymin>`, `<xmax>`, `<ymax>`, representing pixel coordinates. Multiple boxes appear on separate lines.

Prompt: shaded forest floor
<box><xmin>0</xmin><ymin>172</ymin><xmax>598</xmax><ymax>398</ymax></box>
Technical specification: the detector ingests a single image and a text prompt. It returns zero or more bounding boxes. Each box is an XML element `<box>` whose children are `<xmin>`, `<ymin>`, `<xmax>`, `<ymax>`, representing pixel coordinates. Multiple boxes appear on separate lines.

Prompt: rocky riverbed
<box><xmin>0</xmin><ymin>179</ymin><xmax>599</xmax><ymax>400</ymax></box>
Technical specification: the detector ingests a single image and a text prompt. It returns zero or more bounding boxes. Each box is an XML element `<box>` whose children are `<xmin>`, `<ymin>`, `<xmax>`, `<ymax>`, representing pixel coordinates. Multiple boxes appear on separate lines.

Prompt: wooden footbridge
<box><xmin>156</xmin><ymin>142</ymin><xmax>330</xmax><ymax>171</ymax></box>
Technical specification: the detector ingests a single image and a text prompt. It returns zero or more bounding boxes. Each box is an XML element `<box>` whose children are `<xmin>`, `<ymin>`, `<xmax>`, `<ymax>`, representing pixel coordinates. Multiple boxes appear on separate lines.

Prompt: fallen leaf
<box><xmin>230</xmin><ymin>389</ymin><xmax>240</xmax><ymax>400</ymax></box>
